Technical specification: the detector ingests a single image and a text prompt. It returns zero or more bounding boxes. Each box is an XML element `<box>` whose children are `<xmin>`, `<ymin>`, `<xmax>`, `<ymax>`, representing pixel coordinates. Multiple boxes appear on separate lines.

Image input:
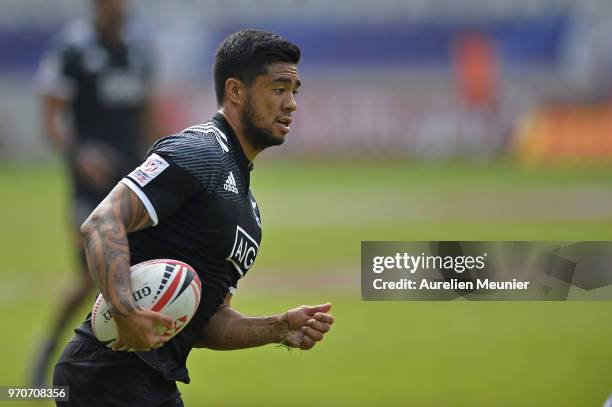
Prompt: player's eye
<box><xmin>274</xmin><ymin>88</ymin><xmax>285</xmax><ymax>95</ymax></box>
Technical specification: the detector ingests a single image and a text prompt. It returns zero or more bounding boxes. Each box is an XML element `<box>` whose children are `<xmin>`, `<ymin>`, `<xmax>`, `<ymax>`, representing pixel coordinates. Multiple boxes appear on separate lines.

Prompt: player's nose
<box><xmin>283</xmin><ymin>93</ymin><xmax>297</xmax><ymax>113</ymax></box>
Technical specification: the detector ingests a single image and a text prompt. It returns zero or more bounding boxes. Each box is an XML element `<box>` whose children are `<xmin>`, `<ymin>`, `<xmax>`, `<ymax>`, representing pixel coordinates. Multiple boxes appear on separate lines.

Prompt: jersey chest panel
<box><xmin>192</xmin><ymin>188</ymin><xmax>261</xmax><ymax>278</ymax></box>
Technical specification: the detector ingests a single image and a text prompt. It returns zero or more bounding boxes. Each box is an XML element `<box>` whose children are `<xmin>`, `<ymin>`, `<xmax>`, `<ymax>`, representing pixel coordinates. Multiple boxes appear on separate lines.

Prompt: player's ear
<box><xmin>225</xmin><ymin>78</ymin><xmax>245</xmax><ymax>106</ymax></box>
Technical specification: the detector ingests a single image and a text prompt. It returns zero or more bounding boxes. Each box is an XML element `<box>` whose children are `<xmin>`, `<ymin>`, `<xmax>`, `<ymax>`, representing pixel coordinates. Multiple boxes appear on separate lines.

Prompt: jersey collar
<box><xmin>212</xmin><ymin>113</ymin><xmax>254</xmax><ymax>172</ymax></box>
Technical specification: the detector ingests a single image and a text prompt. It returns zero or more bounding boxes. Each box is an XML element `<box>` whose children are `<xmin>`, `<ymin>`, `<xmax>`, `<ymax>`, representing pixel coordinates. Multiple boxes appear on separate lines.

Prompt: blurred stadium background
<box><xmin>2</xmin><ymin>0</ymin><xmax>612</xmax><ymax>405</ymax></box>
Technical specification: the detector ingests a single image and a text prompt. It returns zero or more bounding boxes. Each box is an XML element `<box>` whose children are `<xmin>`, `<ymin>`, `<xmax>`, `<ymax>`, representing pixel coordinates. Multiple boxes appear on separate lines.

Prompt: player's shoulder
<box><xmin>148</xmin><ymin>121</ymin><xmax>231</xmax><ymax>182</ymax></box>
<box><xmin>151</xmin><ymin>121</ymin><xmax>230</xmax><ymax>158</ymax></box>
<box><xmin>181</xmin><ymin>120</ymin><xmax>233</xmax><ymax>153</ymax></box>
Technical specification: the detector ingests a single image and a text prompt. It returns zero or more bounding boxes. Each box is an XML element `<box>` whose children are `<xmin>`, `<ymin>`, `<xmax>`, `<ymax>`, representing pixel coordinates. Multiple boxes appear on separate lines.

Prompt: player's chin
<box><xmin>274</xmin><ymin>133</ymin><xmax>287</xmax><ymax>145</ymax></box>
<box><xmin>268</xmin><ymin>129</ymin><xmax>288</xmax><ymax>146</ymax></box>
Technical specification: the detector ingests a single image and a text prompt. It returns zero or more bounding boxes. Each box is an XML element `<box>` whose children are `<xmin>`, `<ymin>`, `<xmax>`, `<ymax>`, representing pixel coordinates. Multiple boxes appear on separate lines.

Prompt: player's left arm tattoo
<box><xmin>80</xmin><ymin>183</ymin><xmax>152</xmax><ymax>317</ymax></box>
<box><xmin>193</xmin><ymin>294</ymin><xmax>288</xmax><ymax>350</ymax></box>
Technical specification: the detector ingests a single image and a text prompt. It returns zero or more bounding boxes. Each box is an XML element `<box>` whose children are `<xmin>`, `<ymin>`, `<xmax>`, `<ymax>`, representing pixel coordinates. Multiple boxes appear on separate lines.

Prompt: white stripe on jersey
<box><xmin>120</xmin><ymin>178</ymin><xmax>159</xmax><ymax>226</ymax></box>
<box><xmin>203</xmin><ymin>123</ymin><xmax>229</xmax><ymax>152</ymax></box>
<box><xmin>202</xmin><ymin>123</ymin><xmax>228</xmax><ymax>141</ymax></box>
<box><xmin>184</xmin><ymin>123</ymin><xmax>229</xmax><ymax>153</ymax></box>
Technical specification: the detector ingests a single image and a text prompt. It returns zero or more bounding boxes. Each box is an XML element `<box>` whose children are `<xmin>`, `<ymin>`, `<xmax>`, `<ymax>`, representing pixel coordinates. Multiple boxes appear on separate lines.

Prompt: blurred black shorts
<box><xmin>53</xmin><ymin>337</ymin><xmax>182</xmax><ymax>407</ymax></box>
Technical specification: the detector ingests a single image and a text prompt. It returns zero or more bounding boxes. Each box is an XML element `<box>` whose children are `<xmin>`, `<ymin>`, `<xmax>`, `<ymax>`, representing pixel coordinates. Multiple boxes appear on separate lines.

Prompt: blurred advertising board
<box><xmin>160</xmin><ymin>82</ymin><xmax>511</xmax><ymax>159</ymax></box>
<box><xmin>283</xmin><ymin>84</ymin><xmax>510</xmax><ymax>158</ymax></box>
<box><xmin>513</xmin><ymin>104</ymin><xmax>612</xmax><ymax>163</ymax></box>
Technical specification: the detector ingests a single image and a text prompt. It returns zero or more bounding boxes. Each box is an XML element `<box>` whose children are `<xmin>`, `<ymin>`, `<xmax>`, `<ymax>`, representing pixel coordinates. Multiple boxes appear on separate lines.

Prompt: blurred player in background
<box><xmin>52</xmin><ymin>29</ymin><xmax>334</xmax><ymax>407</ymax></box>
<box><xmin>32</xmin><ymin>0</ymin><xmax>161</xmax><ymax>386</ymax></box>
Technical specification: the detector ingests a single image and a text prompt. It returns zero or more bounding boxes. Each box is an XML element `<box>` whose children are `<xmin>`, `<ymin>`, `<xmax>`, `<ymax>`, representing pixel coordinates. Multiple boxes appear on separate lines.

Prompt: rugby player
<box><xmin>33</xmin><ymin>0</ymin><xmax>160</xmax><ymax>387</ymax></box>
<box><xmin>52</xmin><ymin>29</ymin><xmax>334</xmax><ymax>406</ymax></box>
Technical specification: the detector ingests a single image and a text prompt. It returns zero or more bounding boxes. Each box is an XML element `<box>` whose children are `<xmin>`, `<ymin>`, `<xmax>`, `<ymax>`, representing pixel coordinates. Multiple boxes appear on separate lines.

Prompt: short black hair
<box><xmin>213</xmin><ymin>29</ymin><xmax>301</xmax><ymax>106</ymax></box>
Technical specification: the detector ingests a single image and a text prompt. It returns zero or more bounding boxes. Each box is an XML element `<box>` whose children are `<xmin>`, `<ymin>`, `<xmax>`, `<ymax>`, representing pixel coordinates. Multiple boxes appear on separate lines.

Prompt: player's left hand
<box><xmin>281</xmin><ymin>303</ymin><xmax>334</xmax><ymax>350</ymax></box>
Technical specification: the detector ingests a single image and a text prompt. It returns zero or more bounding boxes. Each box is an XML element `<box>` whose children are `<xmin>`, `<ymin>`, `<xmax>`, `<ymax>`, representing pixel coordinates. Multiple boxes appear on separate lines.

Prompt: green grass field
<box><xmin>1</xmin><ymin>159</ymin><xmax>612</xmax><ymax>406</ymax></box>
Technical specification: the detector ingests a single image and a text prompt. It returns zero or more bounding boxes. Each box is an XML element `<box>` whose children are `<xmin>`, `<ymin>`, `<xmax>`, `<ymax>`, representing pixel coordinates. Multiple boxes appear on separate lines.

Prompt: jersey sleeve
<box><xmin>120</xmin><ymin>135</ymin><xmax>221</xmax><ymax>225</ymax></box>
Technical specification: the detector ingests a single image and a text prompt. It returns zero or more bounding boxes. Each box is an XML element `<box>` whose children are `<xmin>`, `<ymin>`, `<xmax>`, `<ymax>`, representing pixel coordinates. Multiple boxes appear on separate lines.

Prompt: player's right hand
<box><xmin>111</xmin><ymin>308</ymin><xmax>174</xmax><ymax>352</ymax></box>
<box><xmin>282</xmin><ymin>303</ymin><xmax>334</xmax><ymax>350</ymax></box>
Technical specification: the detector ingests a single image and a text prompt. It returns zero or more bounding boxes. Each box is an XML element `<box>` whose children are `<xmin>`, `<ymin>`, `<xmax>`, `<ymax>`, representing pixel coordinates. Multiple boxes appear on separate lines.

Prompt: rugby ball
<box><xmin>91</xmin><ymin>259</ymin><xmax>202</xmax><ymax>347</ymax></box>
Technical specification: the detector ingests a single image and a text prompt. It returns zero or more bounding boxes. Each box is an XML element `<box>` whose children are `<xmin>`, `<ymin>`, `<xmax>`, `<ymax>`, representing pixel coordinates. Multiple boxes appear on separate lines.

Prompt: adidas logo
<box><xmin>223</xmin><ymin>171</ymin><xmax>239</xmax><ymax>194</ymax></box>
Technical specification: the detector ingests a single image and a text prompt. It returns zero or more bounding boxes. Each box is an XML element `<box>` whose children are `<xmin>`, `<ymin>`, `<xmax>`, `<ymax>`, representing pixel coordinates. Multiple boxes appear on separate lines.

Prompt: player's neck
<box><xmin>217</xmin><ymin>108</ymin><xmax>259</xmax><ymax>162</ymax></box>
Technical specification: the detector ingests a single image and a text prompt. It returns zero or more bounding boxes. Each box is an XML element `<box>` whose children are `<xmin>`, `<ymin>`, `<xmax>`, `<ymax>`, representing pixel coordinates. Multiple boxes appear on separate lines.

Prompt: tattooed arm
<box><xmin>194</xmin><ymin>293</ymin><xmax>334</xmax><ymax>351</ymax></box>
<box><xmin>80</xmin><ymin>183</ymin><xmax>172</xmax><ymax>351</ymax></box>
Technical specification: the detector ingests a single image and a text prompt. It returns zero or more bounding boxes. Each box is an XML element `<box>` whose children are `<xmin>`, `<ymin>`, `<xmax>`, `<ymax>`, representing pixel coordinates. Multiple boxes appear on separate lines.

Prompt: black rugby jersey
<box><xmin>37</xmin><ymin>18</ymin><xmax>155</xmax><ymax>163</ymax></box>
<box><xmin>75</xmin><ymin>113</ymin><xmax>263</xmax><ymax>383</ymax></box>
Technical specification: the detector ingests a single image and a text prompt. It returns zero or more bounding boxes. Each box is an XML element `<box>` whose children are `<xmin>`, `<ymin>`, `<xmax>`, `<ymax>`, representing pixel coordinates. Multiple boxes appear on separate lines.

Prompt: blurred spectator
<box><xmin>453</xmin><ymin>32</ymin><xmax>498</xmax><ymax>109</ymax></box>
<box><xmin>31</xmin><ymin>0</ymin><xmax>161</xmax><ymax>387</ymax></box>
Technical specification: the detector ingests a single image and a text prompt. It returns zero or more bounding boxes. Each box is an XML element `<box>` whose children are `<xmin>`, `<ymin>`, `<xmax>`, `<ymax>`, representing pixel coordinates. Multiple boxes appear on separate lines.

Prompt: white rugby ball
<box><xmin>91</xmin><ymin>259</ymin><xmax>202</xmax><ymax>347</ymax></box>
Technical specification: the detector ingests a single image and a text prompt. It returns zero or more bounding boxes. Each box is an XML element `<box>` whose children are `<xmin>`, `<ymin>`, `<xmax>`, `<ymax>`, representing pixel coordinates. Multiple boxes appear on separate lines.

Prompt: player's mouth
<box><xmin>275</xmin><ymin>117</ymin><xmax>292</xmax><ymax>135</ymax></box>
